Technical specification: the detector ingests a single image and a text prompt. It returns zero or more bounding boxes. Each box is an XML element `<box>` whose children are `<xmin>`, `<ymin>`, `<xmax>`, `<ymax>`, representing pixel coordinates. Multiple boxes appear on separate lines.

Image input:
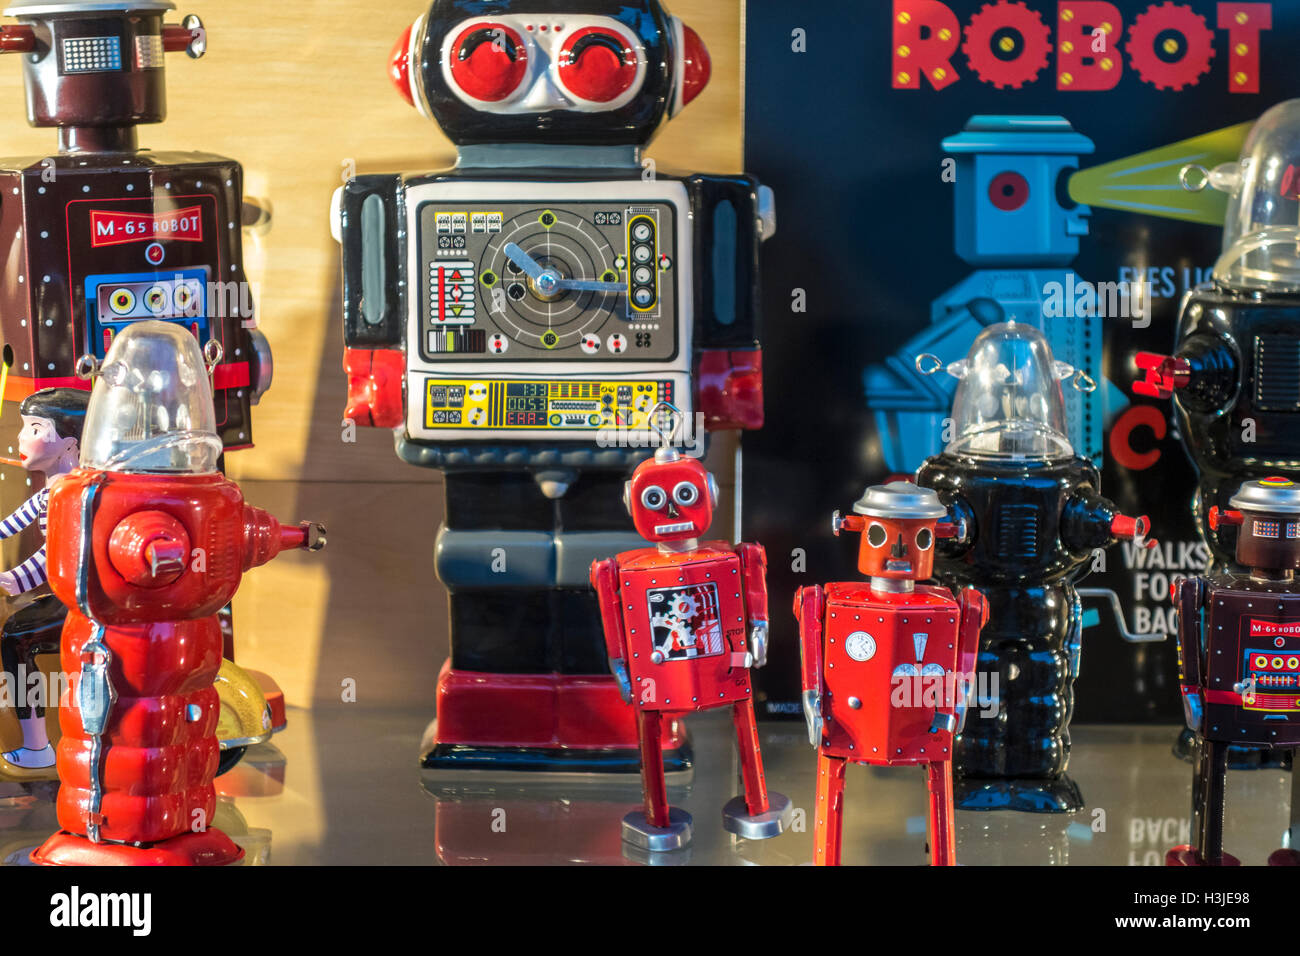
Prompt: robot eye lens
<box><xmin>641</xmin><ymin>485</ymin><xmax>666</xmax><ymax>510</ymax></box>
<box><xmin>988</xmin><ymin>170</ymin><xmax>1029</xmax><ymax>212</ymax></box>
<box><xmin>915</xmin><ymin>528</ymin><xmax>933</xmax><ymax>551</ymax></box>
<box><xmin>557</xmin><ymin>28</ymin><xmax>639</xmax><ymax>103</ymax></box>
<box><xmin>450</xmin><ymin>23</ymin><xmax>529</xmax><ymax>102</ymax></box>
<box><xmin>867</xmin><ymin>523</ymin><xmax>888</xmax><ymax>548</ymax></box>
<box><xmin>672</xmin><ymin>481</ymin><xmax>699</xmax><ymax>506</ymax></box>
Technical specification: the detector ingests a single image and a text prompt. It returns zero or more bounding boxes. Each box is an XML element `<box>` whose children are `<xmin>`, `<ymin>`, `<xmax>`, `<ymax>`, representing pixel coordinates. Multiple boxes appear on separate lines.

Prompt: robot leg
<box><xmin>621</xmin><ymin>709</ymin><xmax>692</xmax><ymax>852</ymax></box>
<box><xmin>1168</xmin><ymin>737</ymin><xmax>1240</xmax><ymax>866</ymax></box>
<box><xmin>721</xmin><ymin>697</ymin><xmax>792</xmax><ymax>840</ymax></box>
<box><xmin>926</xmin><ymin>760</ymin><xmax>957</xmax><ymax>866</ymax></box>
<box><xmin>814</xmin><ymin>751</ymin><xmax>848</xmax><ymax>866</ymax></box>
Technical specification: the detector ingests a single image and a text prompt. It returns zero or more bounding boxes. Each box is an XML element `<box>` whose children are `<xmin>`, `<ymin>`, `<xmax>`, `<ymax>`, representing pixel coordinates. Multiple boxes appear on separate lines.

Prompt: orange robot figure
<box><xmin>30</xmin><ymin>322</ymin><xmax>324</xmax><ymax>866</ymax></box>
<box><xmin>794</xmin><ymin>481</ymin><xmax>987</xmax><ymax>866</ymax></box>
<box><xmin>590</xmin><ymin>426</ymin><xmax>791</xmax><ymax>852</ymax></box>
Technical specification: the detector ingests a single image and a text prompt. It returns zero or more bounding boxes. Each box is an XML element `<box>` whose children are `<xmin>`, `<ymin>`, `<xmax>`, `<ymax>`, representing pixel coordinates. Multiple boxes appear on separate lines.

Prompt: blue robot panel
<box><xmin>84</xmin><ymin>267</ymin><xmax>209</xmax><ymax>358</ymax></box>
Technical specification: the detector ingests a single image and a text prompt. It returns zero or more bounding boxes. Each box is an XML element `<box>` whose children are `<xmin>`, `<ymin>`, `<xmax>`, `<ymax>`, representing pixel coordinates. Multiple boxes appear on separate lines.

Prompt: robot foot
<box><xmin>1172</xmin><ymin>728</ymin><xmax>1292</xmax><ymax>770</ymax></box>
<box><xmin>621</xmin><ymin>807</ymin><xmax>692</xmax><ymax>852</ymax></box>
<box><xmin>1166</xmin><ymin>845</ymin><xmax>1241</xmax><ymax>867</ymax></box>
<box><xmin>31</xmin><ymin>828</ymin><xmax>245</xmax><ymax>866</ymax></box>
<box><xmin>721</xmin><ymin>792</ymin><xmax>793</xmax><ymax>840</ymax></box>
<box><xmin>955</xmin><ymin>774</ymin><xmax>1084</xmax><ymax>813</ymax></box>
<box><xmin>1268</xmin><ymin>848</ymin><xmax>1300</xmax><ymax>866</ymax></box>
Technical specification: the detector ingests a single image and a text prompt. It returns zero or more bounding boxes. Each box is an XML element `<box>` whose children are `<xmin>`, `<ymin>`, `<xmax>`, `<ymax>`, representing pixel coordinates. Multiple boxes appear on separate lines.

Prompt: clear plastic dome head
<box><xmin>943</xmin><ymin>322</ymin><xmax>1076</xmax><ymax>461</ymax></box>
<box><xmin>1210</xmin><ymin>99</ymin><xmax>1300</xmax><ymax>292</ymax></box>
<box><xmin>81</xmin><ymin>321</ymin><xmax>222</xmax><ymax>474</ymax></box>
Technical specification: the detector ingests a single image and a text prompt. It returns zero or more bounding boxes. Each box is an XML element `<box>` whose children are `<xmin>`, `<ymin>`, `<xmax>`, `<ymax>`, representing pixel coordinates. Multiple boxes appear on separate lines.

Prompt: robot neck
<box><xmin>456</xmin><ymin>144</ymin><xmax>643</xmax><ymax>173</ymax></box>
<box><xmin>59</xmin><ymin>126</ymin><xmax>139</xmax><ymax>155</ymax></box>
<box><xmin>1250</xmin><ymin>567</ymin><xmax>1295</xmax><ymax>584</ymax></box>
<box><xmin>868</xmin><ymin>575</ymin><xmax>915</xmax><ymax>594</ymax></box>
<box><xmin>658</xmin><ymin>538</ymin><xmax>699</xmax><ymax>554</ymax></box>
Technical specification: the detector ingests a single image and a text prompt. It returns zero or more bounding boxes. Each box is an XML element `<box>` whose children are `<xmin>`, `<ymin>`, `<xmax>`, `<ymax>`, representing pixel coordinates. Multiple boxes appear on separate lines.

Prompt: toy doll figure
<box><xmin>590</xmin><ymin>426</ymin><xmax>790</xmax><ymax>850</ymax></box>
<box><xmin>0</xmin><ymin>389</ymin><xmax>88</xmax><ymax>772</ymax></box>
<box><xmin>31</xmin><ymin>322</ymin><xmax>323</xmax><ymax>866</ymax></box>
<box><xmin>1168</xmin><ymin>477</ymin><xmax>1300</xmax><ymax>867</ymax></box>
<box><xmin>794</xmin><ymin>481</ymin><xmax>986</xmax><ymax>866</ymax></box>
<box><xmin>916</xmin><ymin>322</ymin><xmax>1152</xmax><ymax>812</ymax></box>
<box><xmin>337</xmin><ymin>0</ymin><xmax>773</xmax><ymax>776</ymax></box>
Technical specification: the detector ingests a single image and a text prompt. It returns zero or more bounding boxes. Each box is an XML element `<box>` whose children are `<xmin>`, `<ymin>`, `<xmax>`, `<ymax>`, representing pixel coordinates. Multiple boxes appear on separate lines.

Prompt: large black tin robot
<box><xmin>916</xmin><ymin>322</ymin><xmax>1151</xmax><ymax>812</ymax></box>
<box><xmin>1136</xmin><ymin>100</ymin><xmax>1300</xmax><ymax>771</ymax></box>
<box><xmin>333</xmin><ymin>0</ymin><xmax>772</xmax><ymax>774</ymax></box>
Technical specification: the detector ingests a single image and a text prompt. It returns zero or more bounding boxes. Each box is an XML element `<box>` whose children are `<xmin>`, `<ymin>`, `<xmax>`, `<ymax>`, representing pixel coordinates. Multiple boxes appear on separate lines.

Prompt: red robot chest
<box><xmin>618</xmin><ymin>550</ymin><xmax>750</xmax><ymax>712</ymax></box>
<box><xmin>1204</xmin><ymin>585</ymin><xmax>1300</xmax><ymax>744</ymax></box>
<box><xmin>821</xmin><ymin>583</ymin><xmax>962</xmax><ymax>765</ymax></box>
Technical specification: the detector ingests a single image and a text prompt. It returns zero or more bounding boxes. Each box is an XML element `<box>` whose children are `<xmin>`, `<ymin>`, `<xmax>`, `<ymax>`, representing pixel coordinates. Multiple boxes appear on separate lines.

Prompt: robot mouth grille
<box><xmin>997</xmin><ymin>504</ymin><xmax>1038</xmax><ymax>559</ymax></box>
<box><xmin>1255</xmin><ymin>334</ymin><xmax>1300</xmax><ymax>412</ymax></box>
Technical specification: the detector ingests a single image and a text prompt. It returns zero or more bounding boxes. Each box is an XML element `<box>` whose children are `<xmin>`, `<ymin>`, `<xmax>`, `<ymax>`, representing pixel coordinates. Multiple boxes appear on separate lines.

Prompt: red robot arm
<box><xmin>957</xmin><ymin>587</ymin><xmax>987</xmax><ymax>677</ymax></box>
<box><xmin>793</xmin><ymin>585</ymin><xmax>825</xmax><ymax>745</ymax></box>
<box><xmin>1133</xmin><ymin>352</ymin><xmax>1192</xmax><ymax>399</ymax></box>
<box><xmin>590</xmin><ymin>557</ymin><xmax>633</xmax><ymax>704</ymax></box>
<box><xmin>736</xmin><ymin>542</ymin><xmax>768</xmax><ymax>624</ymax></box>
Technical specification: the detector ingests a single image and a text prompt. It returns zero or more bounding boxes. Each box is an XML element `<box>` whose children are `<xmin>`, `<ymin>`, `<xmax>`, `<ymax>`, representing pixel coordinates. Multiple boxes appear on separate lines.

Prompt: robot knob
<box><xmin>107</xmin><ymin>511</ymin><xmax>192</xmax><ymax>588</ymax></box>
<box><xmin>390</xmin><ymin>22</ymin><xmax>417</xmax><ymax>107</ymax></box>
<box><xmin>678</xmin><ymin>25</ymin><xmax>711</xmax><ymax>109</ymax></box>
<box><xmin>162</xmin><ymin>16</ymin><xmax>206</xmax><ymax>59</ymax></box>
<box><xmin>0</xmin><ymin>25</ymin><xmax>35</xmax><ymax>53</ymax></box>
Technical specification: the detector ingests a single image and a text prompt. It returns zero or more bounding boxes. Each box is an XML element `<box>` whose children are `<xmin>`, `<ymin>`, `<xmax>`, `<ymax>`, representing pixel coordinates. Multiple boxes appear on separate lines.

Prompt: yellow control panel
<box><xmin>423</xmin><ymin>378</ymin><xmax>677</xmax><ymax>430</ymax></box>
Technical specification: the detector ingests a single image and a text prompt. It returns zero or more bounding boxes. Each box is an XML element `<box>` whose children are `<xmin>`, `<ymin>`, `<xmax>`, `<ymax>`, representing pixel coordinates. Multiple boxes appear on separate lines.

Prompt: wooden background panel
<box><xmin>0</xmin><ymin>0</ymin><xmax>745</xmax><ymax>707</ymax></box>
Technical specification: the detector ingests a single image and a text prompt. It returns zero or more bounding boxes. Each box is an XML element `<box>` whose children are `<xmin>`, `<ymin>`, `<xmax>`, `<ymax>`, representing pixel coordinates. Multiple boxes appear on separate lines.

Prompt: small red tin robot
<box><xmin>1168</xmin><ymin>476</ymin><xmax>1300</xmax><ymax>867</ymax></box>
<box><xmin>30</xmin><ymin>321</ymin><xmax>324</xmax><ymax>866</ymax></box>
<box><xmin>794</xmin><ymin>481</ymin><xmax>986</xmax><ymax>866</ymax></box>
<box><xmin>590</xmin><ymin>424</ymin><xmax>790</xmax><ymax>851</ymax></box>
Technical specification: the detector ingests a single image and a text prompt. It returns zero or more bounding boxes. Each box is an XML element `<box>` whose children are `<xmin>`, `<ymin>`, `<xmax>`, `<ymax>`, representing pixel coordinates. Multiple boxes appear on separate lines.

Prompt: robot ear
<box><xmin>389</xmin><ymin>19</ymin><xmax>419</xmax><ymax>109</ymax></box>
<box><xmin>668</xmin><ymin>17</ymin><xmax>710</xmax><ymax>117</ymax></box>
<box><xmin>707</xmin><ymin>472</ymin><xmax>719</xmax><ymax>508</ymax></box>
<box><xmin>623</xmin><ymin>480</ymin><xmax>633</xmax><ymax>515</ymax></box>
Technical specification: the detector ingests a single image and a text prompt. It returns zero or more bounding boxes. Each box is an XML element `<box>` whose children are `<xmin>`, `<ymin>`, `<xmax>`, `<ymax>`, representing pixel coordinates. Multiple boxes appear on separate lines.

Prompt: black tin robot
<box><xmin>333</xmin><ymin>0</ymin><xmax>773</xmax><ymax>775</ymax></box>
<box><xmin>916</xmin><ymin>322</ymin><xmax>1151</xmax><ymax>812</ymax></box>
<box><xmin>1135</xmin><ymin>98</ymin><xmax>1300</xmax><ymax>770</ymax></box>
<box><xmin>1168</xmin><ymin>477</ymin><xmax>1300</xmax><ymax>866</ymax></box>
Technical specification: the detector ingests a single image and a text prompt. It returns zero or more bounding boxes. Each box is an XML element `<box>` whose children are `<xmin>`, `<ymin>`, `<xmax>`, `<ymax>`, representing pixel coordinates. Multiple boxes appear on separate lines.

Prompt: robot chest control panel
<box><xmin>414</xmin><ymin>200</ymin><xmax>678</xmax><ymax>363</ymax></box>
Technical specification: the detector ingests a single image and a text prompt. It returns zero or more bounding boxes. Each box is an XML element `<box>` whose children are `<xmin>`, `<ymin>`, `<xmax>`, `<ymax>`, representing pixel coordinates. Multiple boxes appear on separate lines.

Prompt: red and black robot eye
<box><xmin>448</xmin><ymin>22</ymin><xmax>529</xmax><ymax>103</ymax></box>
<box><xmin>988</xmin><ymin>170</ymin><xmax>1030</xmax><ymax>211</ymax></box>
<box><xmin>557</xmin><ymin>26</ymin><xmax>639</xmax><ymax>104</ymax></box>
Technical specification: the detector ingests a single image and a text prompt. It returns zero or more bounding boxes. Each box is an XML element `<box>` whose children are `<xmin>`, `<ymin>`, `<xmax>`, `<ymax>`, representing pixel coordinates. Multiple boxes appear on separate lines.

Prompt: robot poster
<box><xmin>743</xmin><ymin>0</ymin><xmax>1300</xmax><ymax>722</ymax></box>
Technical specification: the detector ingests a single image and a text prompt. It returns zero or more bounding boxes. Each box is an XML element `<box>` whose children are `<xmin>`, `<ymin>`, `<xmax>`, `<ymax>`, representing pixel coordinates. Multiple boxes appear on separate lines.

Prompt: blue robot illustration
<box><xmin>866</xmin><ymin>115</ymin><xmax>1125</xmax><ymax>474</ymax></box>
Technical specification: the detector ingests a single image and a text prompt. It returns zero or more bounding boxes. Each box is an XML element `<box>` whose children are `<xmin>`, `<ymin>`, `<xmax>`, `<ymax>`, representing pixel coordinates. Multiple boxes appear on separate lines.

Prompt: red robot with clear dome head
<box><xmin>30</xmin><ymin>321</ymin><xmax>323</xmax><ymax>866</ymax></box>
<box><xmin>1168</xmin><ymin>476</ymin><xmax>1300</xmax><ymax>867</ymax></box>
<box><xmin>794</xmin><ymin>481</ymin><xmax>987</xmax><ymax>866</ymax></box>
<box><xmin>590</xmin><ymin>420</ymin><xmax>790</xmax><ymax>851</ymax></box>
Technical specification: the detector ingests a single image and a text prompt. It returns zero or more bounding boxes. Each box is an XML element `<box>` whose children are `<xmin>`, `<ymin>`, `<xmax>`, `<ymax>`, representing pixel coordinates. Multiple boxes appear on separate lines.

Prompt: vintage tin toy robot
<box><xmin>336</xmin><ymin>0</ymin><xmax>773</xmax><ymax>775</ymax></box>
<box><xmin>0</xmin><ymin>0</ymin><xmax>270</xmax><ymax>450</ymax></box>
<box><xmin>590</xmin><ymin>425</ymin><xmax>790</xmax><ymax>850</ymax></box>
<box><xmin>30</xmin><ymin>323</ymin><xmax>323</xmax><ymax>866</ymax></box>
<box><xmin>916</xmin><ymin>322</ymin><xmax>1152</xmax><ymax>812</ymax></box>
<box><xmin>794</xmin><ymin>481</ymin><xmax>986</xmax><ymax>866</ymax></box>
<box><xmin>1168</xmin><ymin>477</ymin><xmax>1300</xmax><ymax>867</ymax></box>
<box><xmin>1135</xmin><ymin>100</ymin><xmax>1300</xmax><ymax>770</ymax></box>
<box><xmin>1135</xmin><ymin>99</ymin><xmax>1300</xmax><ymax>575</ymax></box>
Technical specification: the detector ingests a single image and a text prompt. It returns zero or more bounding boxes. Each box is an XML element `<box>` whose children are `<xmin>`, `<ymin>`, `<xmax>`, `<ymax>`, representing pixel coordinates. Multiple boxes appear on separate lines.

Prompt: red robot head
<box><xmin>834</xmin><ymin>481</ymin><xmax>952</xmax><ymax>582</ymax></box>
<box><xmin>625</xmin><ymin>447</ymin><xmax>717</xmax><ymax>544</ymax></box>
<box><xmin>1211</xmin><ymin>477</ymin><xmax>1300</xmax><ymax>573</ymax></box>
<box><xmin>389</xmin><ymin>0</ymin><xmax>709</xmax><ymax>147</ymax></box>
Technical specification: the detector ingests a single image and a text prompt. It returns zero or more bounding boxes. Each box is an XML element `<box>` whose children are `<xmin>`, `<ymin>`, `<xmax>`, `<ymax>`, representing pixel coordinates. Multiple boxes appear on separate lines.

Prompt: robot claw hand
<box><xmin>801</xmin><ymin>689</ymin><xmax>823</xmax><ymax>747</ymax></box>
<box><xmin>610</xmin><ymin>657</ymin><xmax>633</xmax><ymax>705</ymax></box>
<box><xmin>1133</xmin><ymin>352</ymin><xmax>1191</xmax><ymax>400</ymax></box>
<box><xmin>749</xmin><ymin>620</ymin><xmax>769</xmax><ymax>668</ymax></box>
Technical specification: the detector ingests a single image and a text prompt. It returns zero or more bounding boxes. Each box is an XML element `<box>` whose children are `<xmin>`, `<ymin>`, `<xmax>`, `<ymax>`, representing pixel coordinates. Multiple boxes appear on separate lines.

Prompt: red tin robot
<box><xmin>1168</xmin><ymin>476</ymin><xmax>1300</xmax><ymax>867</ymax></box>
<box><xmin>29</xmin><ymin>322</ymin><xmax>323</xmax><ymax>866</ymax></box>
<box><xmin>794</xmin><ymin>481</ymin><xmax>987</xmax><ymax>866</ymax></box>
<box><xmin>590</xmin><ymin>433</ymin><xmax>790</xmax><ymax>850</ymax></box>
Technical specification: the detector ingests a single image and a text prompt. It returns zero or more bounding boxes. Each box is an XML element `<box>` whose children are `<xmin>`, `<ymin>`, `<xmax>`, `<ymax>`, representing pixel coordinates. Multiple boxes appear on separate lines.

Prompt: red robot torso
<box><xmin>818</xmin><ymin>582</ymin><xmax>966</xmax><ymax>765</ymax></box>
<box><xmin>614</xmin><ymin>543</ymin><xmax>755</xmax><ymax>713</ymax></box>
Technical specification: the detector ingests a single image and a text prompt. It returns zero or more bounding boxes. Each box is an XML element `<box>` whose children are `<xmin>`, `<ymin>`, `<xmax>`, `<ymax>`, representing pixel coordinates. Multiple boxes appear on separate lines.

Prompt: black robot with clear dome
<box><xmin>333</xmin><ymin>0</ymin><xmax>774</xmax><ymax>776</ymax></box>
<box><xmin>916</xmin><ymin>323</ymin><xmax>1151</xmax><ymax>812</ymax></box>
